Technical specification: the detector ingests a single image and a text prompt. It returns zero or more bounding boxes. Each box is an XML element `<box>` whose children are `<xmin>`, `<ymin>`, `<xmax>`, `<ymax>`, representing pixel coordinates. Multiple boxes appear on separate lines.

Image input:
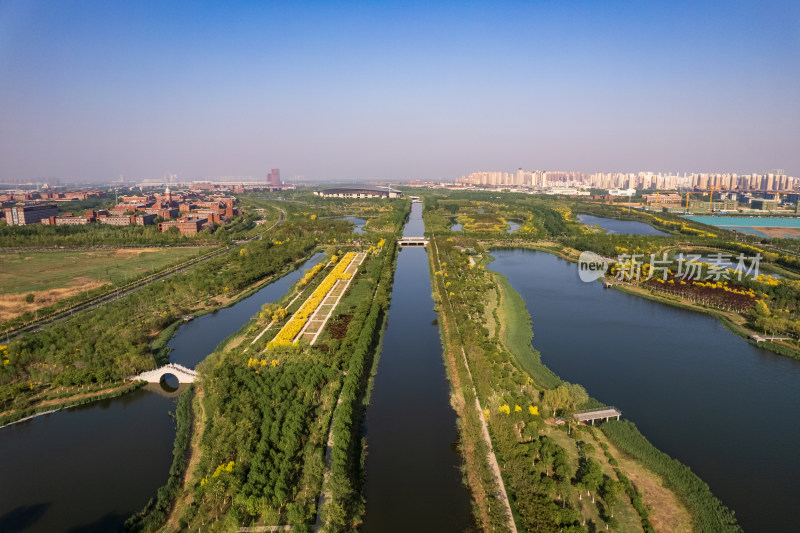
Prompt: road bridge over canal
<box><xmin>398</xmin><ymin>237</ymin><xmax>429</xmax><ymax>247</ymax></box>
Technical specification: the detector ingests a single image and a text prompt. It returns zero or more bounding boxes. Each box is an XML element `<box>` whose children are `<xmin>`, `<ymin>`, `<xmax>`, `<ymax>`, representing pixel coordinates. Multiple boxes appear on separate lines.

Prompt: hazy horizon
<box><xmin>1</xmin><ymin>1</ymin><xmax>798</xmax><ymax>182</ymax></box>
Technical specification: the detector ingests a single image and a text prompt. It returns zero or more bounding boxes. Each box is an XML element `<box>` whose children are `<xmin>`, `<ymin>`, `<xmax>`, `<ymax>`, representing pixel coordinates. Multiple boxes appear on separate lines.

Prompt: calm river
<box><xmin>0</xmin><ymin>252</ymin><xmax>325</xmax><ymax>532</ymax></box>
<box><xmin>362</xmin><ymin>203</ymin><xmax>473</xmax><ymax>532</ymax></box>
<box><xmin>490</xmin><ymin>249</ymin><xmax>800</xmax><ymax>533</ymax></box>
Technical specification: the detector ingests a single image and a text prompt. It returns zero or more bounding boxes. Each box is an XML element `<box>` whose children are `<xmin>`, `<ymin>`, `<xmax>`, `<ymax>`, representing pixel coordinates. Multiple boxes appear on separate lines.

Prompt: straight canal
<box><xmin>361</xmin><ymin>203</ymin><xmax>474</xmax><ymax>532</ymax></box>
<box><xmin>490</xmin><ymin>248</ymin><xmax>800</xmax><ymax>533</ymax></box>
<box><xmin>0</xmin><ymin>252</ymin><xmax>325</xmax><ymax>533</ymax></box>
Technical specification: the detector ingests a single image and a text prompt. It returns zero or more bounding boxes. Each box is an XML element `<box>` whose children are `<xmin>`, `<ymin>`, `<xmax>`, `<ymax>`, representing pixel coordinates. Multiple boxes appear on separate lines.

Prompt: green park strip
<box><xmin>492</xmin><ymin>270</ymin><xmax>562</xmax><ymax>389</ymax></box>
<box><xmin>427</xmin><ymin>237</ymin><xmax>517</xmax><ymax>531</ymax></box>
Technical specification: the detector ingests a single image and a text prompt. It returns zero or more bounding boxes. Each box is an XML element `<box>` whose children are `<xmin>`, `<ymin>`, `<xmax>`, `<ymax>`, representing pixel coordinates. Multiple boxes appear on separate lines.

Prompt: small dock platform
<box><xmin>574</xmin><ymin>406</ymin><xmax>622</xmax><ymax>425</ymax></box>
<box><xmin>750</xmin><ymin>334</ymin><xmax>790</xmax><ymax>343</ymax></box>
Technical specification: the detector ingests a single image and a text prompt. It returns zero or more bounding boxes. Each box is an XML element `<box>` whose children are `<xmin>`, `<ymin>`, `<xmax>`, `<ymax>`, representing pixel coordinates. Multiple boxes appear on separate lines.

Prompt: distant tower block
<box><xmin>267</xmin><ymin>168</ymin><xmax>281</xmax><ymax>187</ymax></box>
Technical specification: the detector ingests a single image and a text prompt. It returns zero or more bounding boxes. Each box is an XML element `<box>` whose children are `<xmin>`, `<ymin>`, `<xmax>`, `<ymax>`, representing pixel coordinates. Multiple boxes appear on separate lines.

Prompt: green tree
<box><xmin>600</xmin><ymin>476</ymin><xmax>621</xmax><ymax>517</ymax></box>
<box><xmin>575</xmin><ymin>458</ymin><xmax>604</xmax><ymax>501</ymax></box>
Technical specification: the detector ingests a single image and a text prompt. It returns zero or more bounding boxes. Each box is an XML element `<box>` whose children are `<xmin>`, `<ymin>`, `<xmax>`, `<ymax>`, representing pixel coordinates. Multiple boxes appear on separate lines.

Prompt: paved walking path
<box><xmin>296</xmin><ymin>252</ymin><xmax>366</xmax><ymax>345</ymax></box>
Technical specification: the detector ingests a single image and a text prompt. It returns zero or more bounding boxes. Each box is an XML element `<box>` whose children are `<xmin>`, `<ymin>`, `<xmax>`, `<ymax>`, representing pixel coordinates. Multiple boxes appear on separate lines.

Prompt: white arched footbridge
<box><xmin>130</xmin><ymin>363</ymin><xmax>197</xmax><ymax>384</ymax></box>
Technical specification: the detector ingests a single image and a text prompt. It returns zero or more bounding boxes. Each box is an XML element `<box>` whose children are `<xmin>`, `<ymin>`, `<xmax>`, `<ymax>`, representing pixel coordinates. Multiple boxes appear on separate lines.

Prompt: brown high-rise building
<box><xmin>267</xmin><ymin>168</ymin><xmax>281</xmax><ymax>187</ymax></box>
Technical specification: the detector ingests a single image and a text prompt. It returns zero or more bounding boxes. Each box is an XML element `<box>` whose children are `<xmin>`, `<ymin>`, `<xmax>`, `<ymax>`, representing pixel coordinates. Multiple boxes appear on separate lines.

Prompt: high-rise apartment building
<box><xmin>267</xmin><ymin>168</ymin><xmax>281</xmax><ymax>187</ymax></box>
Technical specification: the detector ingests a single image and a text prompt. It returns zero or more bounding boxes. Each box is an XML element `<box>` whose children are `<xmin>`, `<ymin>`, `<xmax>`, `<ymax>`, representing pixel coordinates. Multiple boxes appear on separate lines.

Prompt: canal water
<box><xmin>490</xmin><ymin>249</ymin><xmax>800</xmax><ymax>533</ymax></box>
<box><xmin>578</xmin><ymin>214</ymin><xmax>668</xmax><ymax>236</ymax></box>
<box><xmin>168</xmin><ymin>251</ymin><xmax>324</xmax><ymax>368</ymax></box>
<box><xmin>362</xmin><ymin>203</ymin><xmax>473</xmax><ymax>532</ymax></box>
<box><xmin>0</xmin><ymin>252</ymin><xmax>325</xmax><ymax>532</ymax></box>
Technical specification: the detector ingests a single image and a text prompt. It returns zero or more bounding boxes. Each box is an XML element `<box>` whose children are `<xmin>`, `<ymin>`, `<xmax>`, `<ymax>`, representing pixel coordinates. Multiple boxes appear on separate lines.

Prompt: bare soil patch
<box><xmin>112</xmin><ymin>248</ymin><xmax>162</xmax><ymax>257</ymax></box>
<box><xmin>751</xmin><ymin>226</ymin><xmax>800</xmax><ymax>238</ymax></box>
<box><xmin>0</xmin><ymin>279</ymin><xmax>110</xmax><ymax>322</ymax></box>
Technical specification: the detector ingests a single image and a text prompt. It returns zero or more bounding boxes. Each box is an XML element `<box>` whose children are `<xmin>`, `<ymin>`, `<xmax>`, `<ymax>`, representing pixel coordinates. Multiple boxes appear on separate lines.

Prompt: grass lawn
<box><xmin>0</xmin><ymin>247</ymin><xmax>204</xmax><ymax>321</ymax></box>
<box><xmin>494</xmin><ymin>271</ymin><xmax>562</xmax><ymax>389</ymax></box>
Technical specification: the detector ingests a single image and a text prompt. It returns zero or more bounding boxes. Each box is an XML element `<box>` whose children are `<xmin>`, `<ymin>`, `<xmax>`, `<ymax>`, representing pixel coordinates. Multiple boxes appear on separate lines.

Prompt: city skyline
<box><xmin>458</xmin><ymin>168</ymin><xmax>797</xmax><ymax>191</ymax></box>
<box><xmin>1</xmin><ymin>1</ymin><xmax>798</xmax><ymax>182</ymax></box>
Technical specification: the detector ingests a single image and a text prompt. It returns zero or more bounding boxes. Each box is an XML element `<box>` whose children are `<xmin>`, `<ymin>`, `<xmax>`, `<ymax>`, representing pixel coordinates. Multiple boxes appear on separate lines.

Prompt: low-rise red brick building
<box><xmin>158</xmin><ymin>218</ymin><xmax>207</xmax><ymax>236</ymax></box>
<box><xmin>42</xmin><ymin>216</ymin><xmax>94</xmax><ymax>225</ymax></box>
<box><xmin>3</xmin><ymin>204</ymin><xmax>58</xmax><ymax>225</ymax></box>
<box><xmin>145</xmin><ymin>207</ymin><xmax>179</xmax><ymax>219</ymax></box>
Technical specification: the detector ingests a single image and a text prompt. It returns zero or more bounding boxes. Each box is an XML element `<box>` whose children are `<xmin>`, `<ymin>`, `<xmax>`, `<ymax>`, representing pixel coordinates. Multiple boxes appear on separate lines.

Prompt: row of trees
<box><xmin>325</xmin><ymin>241</ymin><xmax>397</xmax><ymax>528</ymax></box>
<box><xmin>0</xmin><ymin>219</ymin><xmax>218</xmax><ymax>247</ymax></box>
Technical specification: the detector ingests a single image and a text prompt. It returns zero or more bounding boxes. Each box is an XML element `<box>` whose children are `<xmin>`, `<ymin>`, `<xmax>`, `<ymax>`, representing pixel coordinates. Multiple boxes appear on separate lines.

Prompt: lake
<box><xmin>335</xmin><ymin>216</ymin><xmax>367</xmax><ymax>235</ymax></box>
<box><xmin>578</xmin><ymin>214</ymin><xmax>668</xmax><ymax>236</ymax></box>
<box><xmin>490</xmin><ymin>249</ymin><xmax>800</xmax><ymax>532</ymax></box>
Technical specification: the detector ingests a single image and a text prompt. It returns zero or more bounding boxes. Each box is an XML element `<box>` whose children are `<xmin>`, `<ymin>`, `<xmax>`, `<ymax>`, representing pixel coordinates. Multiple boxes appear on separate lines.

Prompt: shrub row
<box><xmin>602</xmin><ymin>420</ymin><xmax>740</xmax><ymax>533</ymax></box>
<box><xmin>326</xmin><ymin>243</ymin><xmax>396</xmax><ymax>527</ymax></box>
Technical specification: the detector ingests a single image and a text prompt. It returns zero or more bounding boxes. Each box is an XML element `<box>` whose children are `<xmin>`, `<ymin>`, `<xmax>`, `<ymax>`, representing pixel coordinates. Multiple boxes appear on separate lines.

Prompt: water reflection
<box><xmin>159</xmin><ymin>373</ymin><xmax>180</xmax><ymax>393</ymax></box>
<box><xmin>490</xmin><ymin>248</ymin><xmax>800</xmax><ymax>532</ymax></box>
<box><xmin>335</xmin><ymin>216</ymin><xmax>367</xmax><ymax>234</ymax></box>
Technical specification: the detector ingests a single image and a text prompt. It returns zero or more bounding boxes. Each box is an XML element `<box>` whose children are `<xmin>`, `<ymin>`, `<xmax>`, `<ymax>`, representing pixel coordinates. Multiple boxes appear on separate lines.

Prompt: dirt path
<box><xmin>430</xmin><ymin>239</ymin><xmax>517</xmax><ymax>533</ymax></box>
<box><xmin>161</xmin><ymin>385</ymin><xmax>206</xmax><ymax>532</ymax></box>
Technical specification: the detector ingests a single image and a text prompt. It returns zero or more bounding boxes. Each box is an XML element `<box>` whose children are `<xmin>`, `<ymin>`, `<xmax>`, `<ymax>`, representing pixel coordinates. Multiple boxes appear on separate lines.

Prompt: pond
<box><xmin>335</xmin><ymin>216</ymin><xmax>367</xmax><ymax>235</ymax></box>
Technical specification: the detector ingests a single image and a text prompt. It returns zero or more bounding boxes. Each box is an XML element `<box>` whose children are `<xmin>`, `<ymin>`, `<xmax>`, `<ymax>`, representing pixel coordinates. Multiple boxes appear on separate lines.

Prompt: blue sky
<box><xmin>1</xmin><ymin>0</ymin><xmax>798</xmax><ymax>182</ymax></box>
